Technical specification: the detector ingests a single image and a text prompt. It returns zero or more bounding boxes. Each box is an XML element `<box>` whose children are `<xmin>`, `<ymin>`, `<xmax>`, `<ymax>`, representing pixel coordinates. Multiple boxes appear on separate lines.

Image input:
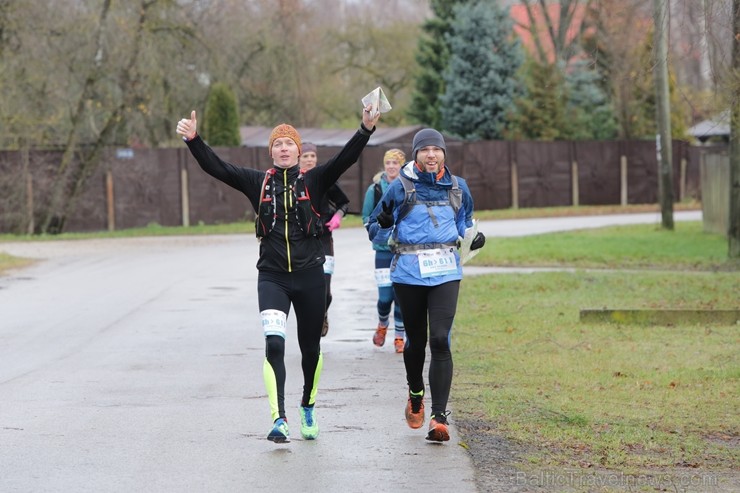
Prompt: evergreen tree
<box><xmin>407</xmin><ymin>0</ymin><xmax>467</xmax><ymax>128</ymax></box>
<box><xmin>203</xmin><ymin>83</ymin><xmax>241</xmax><ymax>146</ymax></box>
<box><xmin>440</xmin><ymin>0</ymin><xmax>523</xmax><ymax>140</ymax></box>
<box><xmin>509</xmin><ymin>56</ymin><xmax>569</xmax><ymax>141</ymax></box>
<box><xmin>564</xmin><ymin>61</ymin><xmax>618</xmax><ymax>139</ymax></box>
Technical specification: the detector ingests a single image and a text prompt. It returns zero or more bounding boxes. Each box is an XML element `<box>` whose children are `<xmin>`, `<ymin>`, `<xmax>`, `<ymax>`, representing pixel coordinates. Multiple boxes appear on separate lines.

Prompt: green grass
<box><xmin>454</xmin><ymin>272</ymin><xmax>738</xmax><ymax>472</ymax></box>
<box><xmin>453</xmin><ymin>213</ymin><xmax>738</xmax><ymax>477</ymax></box>
<box><xmin>0</xmin><ymin>221</ymin><xmax>254</xmax><ymax>243</ymax></box>
<box><xmin>453</xmin><ymin>221</ymin><xmax>739</xmax><ymax>477</ymax></box>
<box><xmin>470</xmin><ymin>221</ymin><xmax>738</xmax><ymax>272</ymax></box>
<box><xmin>0</xmin><ymin>252</ymin><xmax>34</xmax><ymax>273</ymax></box>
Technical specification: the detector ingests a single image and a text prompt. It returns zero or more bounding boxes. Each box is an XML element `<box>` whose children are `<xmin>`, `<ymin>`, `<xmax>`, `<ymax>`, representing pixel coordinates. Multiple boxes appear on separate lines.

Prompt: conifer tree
<box><xmin>203</xmin><ymin>83</ymin><xmax>241</xmax><ymax>146</ymax></box>
<box><xmin>407</xmin><ymin>0</ymin><xmax>467</xmax><ymax>128</ymax></box>
<box><xmin>440</xmin><ymin>0</ymin><xmax>523</xmax><ymax>140</ymax></box>
<box><xmin>564</xmin><ymin>61</ymin><xmax>618</xmax><ymax>140</ymax></box>
<box><xmin>510</xmin><ymin>57</ymin><xmax>568</xmax><ymax>140</ymax></box>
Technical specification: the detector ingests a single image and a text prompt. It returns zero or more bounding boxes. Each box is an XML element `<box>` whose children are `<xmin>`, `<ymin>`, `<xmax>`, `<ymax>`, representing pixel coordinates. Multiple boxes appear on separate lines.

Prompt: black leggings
<box><xmin>320</xmin><ymin>234</ymin><xmax>334</xmax><ymax>310</ymax></box>
<box><xmin>259</xmin><ymin>266</ymin><xmax>325</xmax><ymax>420</ymax></box>
<box><xmin>393</xmin><ymin>281</ymin><xmax>460</xmax><ymax>417</ymax></box>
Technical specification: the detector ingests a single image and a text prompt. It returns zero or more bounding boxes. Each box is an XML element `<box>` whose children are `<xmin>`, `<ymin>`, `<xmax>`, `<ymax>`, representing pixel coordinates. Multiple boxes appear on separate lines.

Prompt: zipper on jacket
<box><xmin>282</xmin><ymin>169</ymin><xmax>292</xmax><ymax>272</ymax></box>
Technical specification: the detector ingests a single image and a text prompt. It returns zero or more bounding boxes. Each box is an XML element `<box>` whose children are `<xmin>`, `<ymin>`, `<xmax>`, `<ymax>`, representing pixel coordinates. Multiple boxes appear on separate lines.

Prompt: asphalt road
<box><xmin>0</xmin><ymin>211</ymin><xmax>701</xmax><ymax>492</ymax></box>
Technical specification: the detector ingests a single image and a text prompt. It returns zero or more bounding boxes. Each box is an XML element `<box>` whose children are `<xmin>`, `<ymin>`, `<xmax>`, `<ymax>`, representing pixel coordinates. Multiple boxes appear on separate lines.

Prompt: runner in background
<box><xmin>299</xmin><ymin>142</ymin><xmax>350</xmax><ymax>337</ymax></box>
<box><xmin>362</xmin><ymin>149</ymin><xmax>406</xmax><ymax>353</ymax></box>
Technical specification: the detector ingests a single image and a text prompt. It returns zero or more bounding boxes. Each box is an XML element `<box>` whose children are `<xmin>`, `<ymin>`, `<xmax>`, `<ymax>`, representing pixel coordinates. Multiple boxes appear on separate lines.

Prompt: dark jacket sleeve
<box><xmin>185</xmin><ymin>135</ymin><xmax>264</xmax><ymax>210</ymax></box>
<box><xmin>325</xmin><ymin>184</ymin><xmax>350</xmax><ymax>216</ymax></box>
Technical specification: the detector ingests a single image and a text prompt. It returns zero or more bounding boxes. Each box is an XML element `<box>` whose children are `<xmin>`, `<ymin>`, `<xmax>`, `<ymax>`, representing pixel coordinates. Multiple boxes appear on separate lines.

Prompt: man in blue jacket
<box><xmin>367</xmin><ymin>128</ymin><xmax>485</xmax><ymax>442</ymax></box>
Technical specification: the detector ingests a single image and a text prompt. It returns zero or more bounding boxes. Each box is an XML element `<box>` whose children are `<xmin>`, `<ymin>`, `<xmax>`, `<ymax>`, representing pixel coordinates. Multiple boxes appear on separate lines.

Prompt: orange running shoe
<box><xmin>426</xmin><ymin>412</ymin><xmax>450</xmax><ymax>442</ymax></box>
<box><xmin>372</xmin><ymin>324</ymin><xmax>387</xmax><ymax>347</ymax></box>
<box><xmin>404</xmin><ymin>393</ymin><xmax>425</xmax><ymax>429</ymax></box>
<box><xmin>394</xmin><ymin>338</ymin><xmax>404</xmax><ymax>353</ymax></box>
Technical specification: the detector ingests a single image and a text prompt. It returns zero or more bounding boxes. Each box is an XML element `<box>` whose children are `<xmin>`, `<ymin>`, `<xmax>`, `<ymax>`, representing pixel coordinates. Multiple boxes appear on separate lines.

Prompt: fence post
<box><xmin>106</xmin><ymin>169</ymin><xmax>115</xmax><ymax>231</ymax></box>
<box><xmin>22</xmin><ymin>147</ymin><xmax>34</xmax><ymax>235</ymax></box>
<box><xmin>510</xmin><ymin>141</ymin><xmax>519</xmax><ymax>209</ymax></box>
<box><xmin>180</xmin><ymin>149</ymin><xmax>190</xmax><ymax>227</ymax></box>
<box><xmin>680</xmin><ymin>157</ymin><xmax>687</xmax><ymax>201</ymax></box>
<box><xmin>571</xmin><ymin>160</ymin><xmax>579</xmax><ymax>206</ymax></box>
<box><xmin>620</xmin><ymin>155</ymin><xmax>628</xmax><ymax>206</ymax></box>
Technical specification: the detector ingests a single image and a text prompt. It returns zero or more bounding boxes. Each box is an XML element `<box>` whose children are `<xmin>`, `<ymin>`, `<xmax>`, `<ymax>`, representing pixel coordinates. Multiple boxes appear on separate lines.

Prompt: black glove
<box><xmin>471</xmin><ymin>232</ymin><xmax>486</xmax><ymax>251</ymax></box>
<box><xmin>376</xmin><ymin>200</ymin><xmax>395</xmax><ymax>229</ymax></box>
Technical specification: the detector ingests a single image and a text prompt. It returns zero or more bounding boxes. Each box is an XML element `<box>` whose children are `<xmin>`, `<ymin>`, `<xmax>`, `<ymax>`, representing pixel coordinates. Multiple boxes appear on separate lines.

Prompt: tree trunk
<box><xmin>40</xmin><ymin>0</ymin><xmax>112</xmax><ymax>234</ymax></box>
<box><xmin>728</xmin><ymin>0</ymin><xmax>740</xmax><ymax>257</ymax></box>
<box><xmin>653</xmin><ymin>0</ymin><xmax>674</xmax><ymax>230</ymax></box>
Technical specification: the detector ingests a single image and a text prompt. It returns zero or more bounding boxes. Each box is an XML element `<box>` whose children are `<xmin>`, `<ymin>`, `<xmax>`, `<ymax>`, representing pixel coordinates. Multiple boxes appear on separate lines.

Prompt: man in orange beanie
<box><xmin>177</xmin><ymin>104</ymin><xmax>380</xmax><ymax>443</ymax></box>
<box><xmin>269</xmin><ymin>123</ymin><xmax>303</xmax><ymax>165</ymax></box>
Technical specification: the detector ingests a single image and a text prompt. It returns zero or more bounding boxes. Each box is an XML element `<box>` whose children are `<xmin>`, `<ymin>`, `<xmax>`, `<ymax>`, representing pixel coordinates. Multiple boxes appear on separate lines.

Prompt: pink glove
<box><xmin>326</xmin><ymin>213</ymin><xmax>342</xmax><ymax>232</ymax></box>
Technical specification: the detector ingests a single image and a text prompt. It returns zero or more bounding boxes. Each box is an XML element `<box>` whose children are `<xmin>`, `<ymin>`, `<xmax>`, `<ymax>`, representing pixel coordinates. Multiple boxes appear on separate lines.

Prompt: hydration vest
<box><xmin>396</xmin><ymin>173</ymin><xmax>462</xmax><ymax>227</ymax></box>
<box><xmin>256</xmin><ymin>168</ymin><xmax>324</xmax><ymax>239</ymax></box>
<box><xmin>389</xmin><ymin>173</ymin><xmax>463</xmax><ymax>255</ymax></box>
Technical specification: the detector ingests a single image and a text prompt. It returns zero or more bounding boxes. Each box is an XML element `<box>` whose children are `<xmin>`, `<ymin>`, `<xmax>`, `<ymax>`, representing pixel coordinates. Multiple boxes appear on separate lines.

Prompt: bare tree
<box><xmin>516</xmin><ymin>0</ymin><xmax>592</xmax><ymax>67</ymax></box>
<box><xmin>39</xmin><ymin>0</ymin><xmax>201</xmax><ymax>233</ymax></box>
<box><xmin>324</xmin><ymin>18</ymin><xmax>419</xmax><ymax>127</ymax></box>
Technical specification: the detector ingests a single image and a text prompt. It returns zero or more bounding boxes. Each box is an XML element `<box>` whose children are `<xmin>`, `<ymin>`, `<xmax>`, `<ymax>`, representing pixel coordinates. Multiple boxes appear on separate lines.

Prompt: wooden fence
<box><xmin>700</xmin><ymin>151</ymin><xmax>730</xmax><ymax>234</ymax></box>
<box><xmin>0</xmin><ymin>140</ymin><xmax>719</xmax><ymax>234</ymax></box>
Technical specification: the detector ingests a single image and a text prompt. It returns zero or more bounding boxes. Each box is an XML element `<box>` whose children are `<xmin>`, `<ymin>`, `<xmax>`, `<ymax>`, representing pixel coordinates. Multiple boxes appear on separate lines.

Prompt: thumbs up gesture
<box><xmin>176</xmin><ymin>110</ymin><xmax>198</xmax><ymax>141</ymax></box>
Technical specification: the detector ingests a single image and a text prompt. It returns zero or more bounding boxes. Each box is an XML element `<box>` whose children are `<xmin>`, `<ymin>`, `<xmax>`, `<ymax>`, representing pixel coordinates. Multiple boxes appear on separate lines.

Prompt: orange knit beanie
<box><xmin>269</xmin><ymin>123</ymin><xmax>302</xmax><ymax>155</ymax></box>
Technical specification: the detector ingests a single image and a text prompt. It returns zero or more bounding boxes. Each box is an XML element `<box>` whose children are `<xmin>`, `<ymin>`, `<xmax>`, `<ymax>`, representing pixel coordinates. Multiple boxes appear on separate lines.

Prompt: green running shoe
<box><xmin>267</xmin><ymin>418</ymin><xmax>290</xmax><ymax>443</ymax></box>
<box><xmin>299</xmin><ymin>405</ymin><xmax>319</xmax><ymax>440</ymax></box>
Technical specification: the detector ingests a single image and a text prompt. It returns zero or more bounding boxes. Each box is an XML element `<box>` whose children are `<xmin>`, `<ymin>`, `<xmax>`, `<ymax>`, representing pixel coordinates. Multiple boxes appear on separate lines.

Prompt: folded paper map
<box><xmin>361</xmin><ymin>87</ymin><xmax>392</xmax><ymax>119</ymax></box>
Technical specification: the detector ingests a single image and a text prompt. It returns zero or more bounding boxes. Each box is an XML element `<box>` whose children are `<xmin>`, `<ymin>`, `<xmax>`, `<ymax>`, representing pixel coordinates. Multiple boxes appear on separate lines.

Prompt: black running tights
<box><xmin>393</xmin><ymin>280</ymin><xmax>460</xmax><ymax>417</ymax></box>
<box><xmin>259</xmin><ymin>266</ymin><xmax>325</xmax><ymax>418</ymax></box>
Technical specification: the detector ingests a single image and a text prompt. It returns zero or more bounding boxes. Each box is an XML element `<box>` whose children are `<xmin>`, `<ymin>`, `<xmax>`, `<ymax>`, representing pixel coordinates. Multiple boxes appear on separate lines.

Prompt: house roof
<box><xmin>240</xmin><ymin>125</ymin><xmax>424</xmax><ymax>148</ymax></box>
<box><xmin>688</xmin><ymin>111</ymin><xmax>730</xmax><ymax>142</ymax></box>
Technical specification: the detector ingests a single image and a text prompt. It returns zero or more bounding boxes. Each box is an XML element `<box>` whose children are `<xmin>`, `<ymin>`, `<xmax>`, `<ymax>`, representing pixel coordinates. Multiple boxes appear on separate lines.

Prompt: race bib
<box><xmin>261</xmin><ymin>309</ymin><xmax>287</xmax><ymax>339</ymax></box>
<box><xmin>323</xmin><ymin>255</ymin><xmax>335</xmax><ymax>275</ymax></box>
<box><xmin>374</xmin><ymin>267</ymin><xmax>392</xmax><ymax>287</ymax></box>
<box><xmin>417</xmin><ymin>248</ymin><xmax>457</xmax><ymax>278</ymax></box>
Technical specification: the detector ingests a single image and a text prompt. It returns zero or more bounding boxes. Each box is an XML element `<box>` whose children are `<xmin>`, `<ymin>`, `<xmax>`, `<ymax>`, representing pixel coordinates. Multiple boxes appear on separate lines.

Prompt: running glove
<box><xmin>376</xmin><ymin>200</ymin><xmax>395</xmax><ymax>228</ymax></box>
<box><xmin>471</xmin><ymin>232</ymin><xmax>486</xmax><ymax>250</ymax></box>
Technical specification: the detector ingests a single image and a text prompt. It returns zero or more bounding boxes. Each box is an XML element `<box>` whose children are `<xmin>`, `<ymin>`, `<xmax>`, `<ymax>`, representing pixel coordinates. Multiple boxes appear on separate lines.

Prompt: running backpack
<box><xmin>388</xmin><ymin>174</ymin><xmax>463</xmax><ymax>256</ymax></box>
<box><xmin>395</xmin><ymin>173</ymin><xmax>462</xmax><ymax>227</ymax></box>
<box><xmin>256</xmin><ymin>169</ymin><xmax>323</xmax><ymax>238</ymax></box>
